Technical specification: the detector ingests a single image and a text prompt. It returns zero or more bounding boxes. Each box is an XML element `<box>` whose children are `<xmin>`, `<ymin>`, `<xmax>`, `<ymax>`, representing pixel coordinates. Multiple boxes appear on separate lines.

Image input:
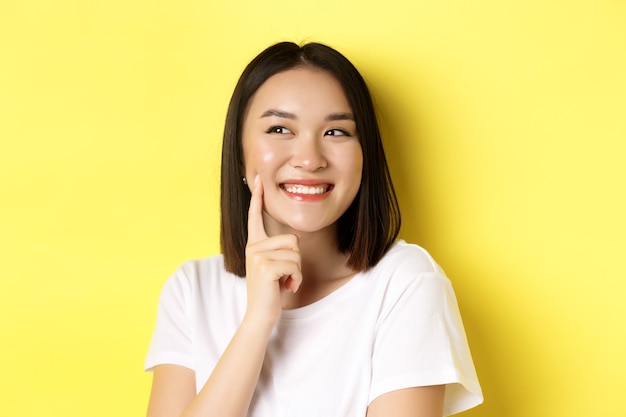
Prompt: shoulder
<box><xmin>365</xmin><ymin>240</ymin><xmax>452</xmax><ymax>304</ymax></box>
<box><xmin>174</xmin><ymin>254</ymin><xmax>228</xmax><ymax>278</ymax></box>
<box><xmin>375</xmin><ymin>240</ymin><xmax>446</xmax><ymax>277</ymax></box>
<box><xmin>159</xmin><ymin>254</ymin><xmax>240</xmax><ymax>301</ymax></box>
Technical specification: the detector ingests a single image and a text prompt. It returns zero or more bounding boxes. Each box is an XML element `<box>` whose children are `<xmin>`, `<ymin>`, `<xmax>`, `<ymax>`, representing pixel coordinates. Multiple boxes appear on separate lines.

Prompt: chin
<box><xmin>286</xmin><ymin>219</ymin><xmax>336</xmax><ymax>235</ymax></box>
<box><xmin>264</xmin><ymin>206</ymin><xmax>338</xmax><ymax>235</ymax></box>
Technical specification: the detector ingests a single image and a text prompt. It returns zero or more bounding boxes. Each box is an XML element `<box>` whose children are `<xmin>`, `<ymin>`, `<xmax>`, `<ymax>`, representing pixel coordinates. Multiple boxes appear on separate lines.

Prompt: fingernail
<box><xmin>253</xmin><ymin>175</ymin><xmax>260</xmax><ymax>187</ymax></box>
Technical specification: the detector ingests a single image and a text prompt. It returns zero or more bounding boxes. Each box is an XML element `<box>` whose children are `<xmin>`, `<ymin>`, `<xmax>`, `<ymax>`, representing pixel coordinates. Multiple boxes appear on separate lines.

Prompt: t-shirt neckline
<box><xmin>278</xmin><ymin>268</ymin><xmax>368</xmax><ymax>321</ymax></box>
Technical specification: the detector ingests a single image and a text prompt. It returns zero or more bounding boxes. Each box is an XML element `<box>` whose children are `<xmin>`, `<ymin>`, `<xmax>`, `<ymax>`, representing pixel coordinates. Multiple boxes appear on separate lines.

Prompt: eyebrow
<box><xmin>325</xmin><ymin>112</ymin><xmax>354</xmax><ymax>122</ymax></box>
<box><xmin>260</xmin><ymin>109</ymin><xmax>355</xmax><ymax>122</ymax></box>
<box><xmin>260</xmin><ymin>109</ymin><xmax>296</xmax><ymax>120</ymax></box>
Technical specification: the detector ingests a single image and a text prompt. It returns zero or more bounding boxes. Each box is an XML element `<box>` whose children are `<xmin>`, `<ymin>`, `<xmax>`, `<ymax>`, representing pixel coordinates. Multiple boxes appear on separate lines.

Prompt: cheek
<box><xmin>348</xmin><ymin>151</ymin><xmax>364</xmax><ymax>194</ymax></box>
<box><xmin>346</xmin><ymin>147</ymin><xmax>364</xmax><ymax>180</ymax></box>
<box><xmin>244</xmin><ymin>142</ymin><xmax>281</xmax><ymax>175</ymax></box>
<box><xmin>260</xmin><ymin>148</ymin><xmax>276</xmax><ymax>164</ymax></box>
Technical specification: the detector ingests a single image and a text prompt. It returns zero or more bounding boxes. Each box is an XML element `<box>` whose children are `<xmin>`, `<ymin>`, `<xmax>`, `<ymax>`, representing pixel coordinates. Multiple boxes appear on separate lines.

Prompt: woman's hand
<box><xmin>244</xmin><ymin>176</ymin><xmax>302</xmax><ymax>325</ymax></box>
<box><xmin>147</xmin><ymin>177</ymin><xmax>303</xmax><ymax>417</ymax></box>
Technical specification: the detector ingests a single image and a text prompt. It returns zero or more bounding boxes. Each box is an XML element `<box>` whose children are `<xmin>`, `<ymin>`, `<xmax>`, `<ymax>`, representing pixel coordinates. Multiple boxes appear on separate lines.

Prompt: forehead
<box><xmin>247</xmin><ymin>68</ymin><xmax>352</xmax><ymax>115</ymax></box>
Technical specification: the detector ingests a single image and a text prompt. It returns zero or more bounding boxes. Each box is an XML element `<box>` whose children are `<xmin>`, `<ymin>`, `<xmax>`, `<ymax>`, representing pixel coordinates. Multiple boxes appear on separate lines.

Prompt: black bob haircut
<box><xmin>220</xmin><ymin>41</ymin><xmax>401</xmax><ymax>277</ymax></box>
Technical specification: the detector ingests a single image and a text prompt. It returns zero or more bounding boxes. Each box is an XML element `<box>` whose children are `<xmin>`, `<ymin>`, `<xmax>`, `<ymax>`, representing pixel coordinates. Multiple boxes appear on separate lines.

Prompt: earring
<box><xmin>242</xmin><ymin>177</ymin><xmax>247</xmax><ymax>185</ymax></box>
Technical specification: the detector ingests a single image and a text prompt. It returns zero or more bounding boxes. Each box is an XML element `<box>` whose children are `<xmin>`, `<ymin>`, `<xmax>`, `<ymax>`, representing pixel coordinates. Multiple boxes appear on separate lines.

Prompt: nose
<box><xmin>290</xmin><ymin>135</ymin><xmax>327</xmax><ymax>171</ymax></box>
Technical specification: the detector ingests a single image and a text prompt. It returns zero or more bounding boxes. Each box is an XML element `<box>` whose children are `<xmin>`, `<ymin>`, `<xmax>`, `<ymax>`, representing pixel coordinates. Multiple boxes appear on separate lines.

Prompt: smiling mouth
<box><xmin>280</xmin><ymin>184</ymin><xmax>334</xmax><ymax>195</ymax></box>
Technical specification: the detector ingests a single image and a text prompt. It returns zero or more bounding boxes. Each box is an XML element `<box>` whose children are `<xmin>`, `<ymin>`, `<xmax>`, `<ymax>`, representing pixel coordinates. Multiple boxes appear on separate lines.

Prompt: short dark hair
<box><xmin>220</xmin><ymin>41</ymin><xmax>401</xmax><ymax>277</ymax></box>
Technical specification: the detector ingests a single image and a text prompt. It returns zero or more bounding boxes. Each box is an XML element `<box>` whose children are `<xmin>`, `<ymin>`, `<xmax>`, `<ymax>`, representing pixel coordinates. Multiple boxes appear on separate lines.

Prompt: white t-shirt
<box><xmin>145</xmin><ymin>240</ymin><xmax>483</xmax><ymax>416</ymax></box>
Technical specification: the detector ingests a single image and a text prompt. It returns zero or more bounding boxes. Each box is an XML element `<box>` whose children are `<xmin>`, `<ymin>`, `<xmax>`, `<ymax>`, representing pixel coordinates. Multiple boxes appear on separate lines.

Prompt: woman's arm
<box><xmin>366</xmin><ymin>385</ymin><xmax>445</xmax><ymax>417</ymax></box>
<box><xmin>146</xmin><ymin>177</ymin><xmax>302</xmax><ymax>417</ymax></box>
<box><xmin>146</xmin><ymin>316</ymin><xmax>275</xmax><ymax>417</ymax></box>
<box><xmin>147</xmin><ymin>365</ymin><xmax>195</xmax><ymax>417</ymax></box>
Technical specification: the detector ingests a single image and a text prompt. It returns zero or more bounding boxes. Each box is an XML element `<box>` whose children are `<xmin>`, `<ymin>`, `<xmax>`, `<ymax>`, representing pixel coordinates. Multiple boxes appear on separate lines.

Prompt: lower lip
<box><xmin>280</xmin><ymin>186</ymin><xmax>333</xmax><ymax>202</ymax></box>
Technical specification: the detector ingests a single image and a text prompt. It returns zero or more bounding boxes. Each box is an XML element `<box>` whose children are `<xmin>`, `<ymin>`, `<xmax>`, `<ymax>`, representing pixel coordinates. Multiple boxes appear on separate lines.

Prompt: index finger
<box><xmin>247</xmin><ymin>175</ymin><xmax>268</xmax><ymax>244</ymax></box>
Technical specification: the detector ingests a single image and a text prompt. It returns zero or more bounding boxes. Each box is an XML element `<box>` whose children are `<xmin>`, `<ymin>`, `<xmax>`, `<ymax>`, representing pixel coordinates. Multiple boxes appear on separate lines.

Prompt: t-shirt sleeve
<box><xmin>369</xmin><ymin>271</ymin><xmax>483</xmax><ymax>416</ymax></box>
<box><xmin>144</xmin><ymin>266</ymin><xmax>195</xmax><ymax>372</ymax></box>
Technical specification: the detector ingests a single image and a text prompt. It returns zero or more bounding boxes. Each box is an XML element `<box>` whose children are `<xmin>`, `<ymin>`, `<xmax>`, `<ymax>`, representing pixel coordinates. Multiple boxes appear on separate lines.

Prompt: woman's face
<box><xmin>242</xmin><ymin>67</ymin><xmax>363</xmax><ymax>236</ymax></box>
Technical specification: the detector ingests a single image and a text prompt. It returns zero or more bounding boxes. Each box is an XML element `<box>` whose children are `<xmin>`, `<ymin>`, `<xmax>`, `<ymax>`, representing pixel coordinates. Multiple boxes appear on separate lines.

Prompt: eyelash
<box><xmin>265</xmin><ymin>126</ymin><xmax>352</xmax><ymax>137</ymax></box>
<box><xmin>325</xmin><ymin>129</ymin><xmax>351</xmax><ymax>137</ymax></box>
<box><xmin>265</xmin><ymin>126</ymin><xmax>292</xmax><ymax>135</ymax></box>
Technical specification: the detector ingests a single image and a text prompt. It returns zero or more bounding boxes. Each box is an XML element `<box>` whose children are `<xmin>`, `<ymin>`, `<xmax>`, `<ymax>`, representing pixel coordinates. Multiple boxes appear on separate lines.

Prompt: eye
<box><xmin>266</xmin><ymin>126</ymin><xmax>292</xmax><ymax>135</ymax></box>
<box><xmin>324</xmin><ymin>129</ymin><xmax>351</xmax><ymax>137</ymax></box>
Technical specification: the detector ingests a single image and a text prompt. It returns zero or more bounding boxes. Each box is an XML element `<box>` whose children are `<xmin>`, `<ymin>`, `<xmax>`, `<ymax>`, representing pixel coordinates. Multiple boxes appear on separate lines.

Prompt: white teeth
<box><xmin>284</xmin><ymin>185</ymin><xmax>328</xmax><ymax>195</ymax></box>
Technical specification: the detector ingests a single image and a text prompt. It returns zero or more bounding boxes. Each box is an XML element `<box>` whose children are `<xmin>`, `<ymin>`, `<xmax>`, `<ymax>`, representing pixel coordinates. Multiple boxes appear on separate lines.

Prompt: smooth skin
<box><xmin>241</xmin><ymin>68</ymin><xmax>363</xmax><ymax>239</ymax></box>
<box><xmin>146</xmin><ymin>68</ymin><xmax>445</xmax><ymax>417</ymax></box>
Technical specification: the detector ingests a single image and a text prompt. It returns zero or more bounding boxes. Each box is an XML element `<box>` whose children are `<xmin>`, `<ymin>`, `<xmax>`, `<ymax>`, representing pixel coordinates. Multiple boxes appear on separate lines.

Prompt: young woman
<box><xmin>145</xmin><ymin>42</ymin><xmax>482</xmax><ymax>417</ymax></box>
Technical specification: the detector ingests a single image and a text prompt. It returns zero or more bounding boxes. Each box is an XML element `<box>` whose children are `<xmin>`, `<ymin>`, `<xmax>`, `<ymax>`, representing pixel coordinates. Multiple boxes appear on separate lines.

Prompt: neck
<box><xmin>263</xmin><ymin>221</ymin><xmax>356</xmax><ymax>309</ymax></box>
<box><xmin>296</xmin><ymin>226</ymin><xmax>348</xmax><ymax>282</ymax></box>
<box><xmin>262</xmin><ymin>213</ymin><xmax>351</xmax><ymax>281</ymax></box>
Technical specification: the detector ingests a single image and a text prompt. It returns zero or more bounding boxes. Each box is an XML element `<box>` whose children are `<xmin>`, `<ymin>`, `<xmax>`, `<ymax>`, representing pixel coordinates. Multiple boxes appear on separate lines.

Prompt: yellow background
<box><xmin>1</xmin><ymin>0</ymin><xmax>625</xmax><ymax>416</ymax></box>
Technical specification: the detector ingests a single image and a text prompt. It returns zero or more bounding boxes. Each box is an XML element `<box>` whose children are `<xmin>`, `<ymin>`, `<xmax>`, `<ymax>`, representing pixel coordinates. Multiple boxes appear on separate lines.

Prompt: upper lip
<box><xmin>279</xmin><ymin>179</ymin><xmax>333</xmax><ymax>186</ymax></box>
